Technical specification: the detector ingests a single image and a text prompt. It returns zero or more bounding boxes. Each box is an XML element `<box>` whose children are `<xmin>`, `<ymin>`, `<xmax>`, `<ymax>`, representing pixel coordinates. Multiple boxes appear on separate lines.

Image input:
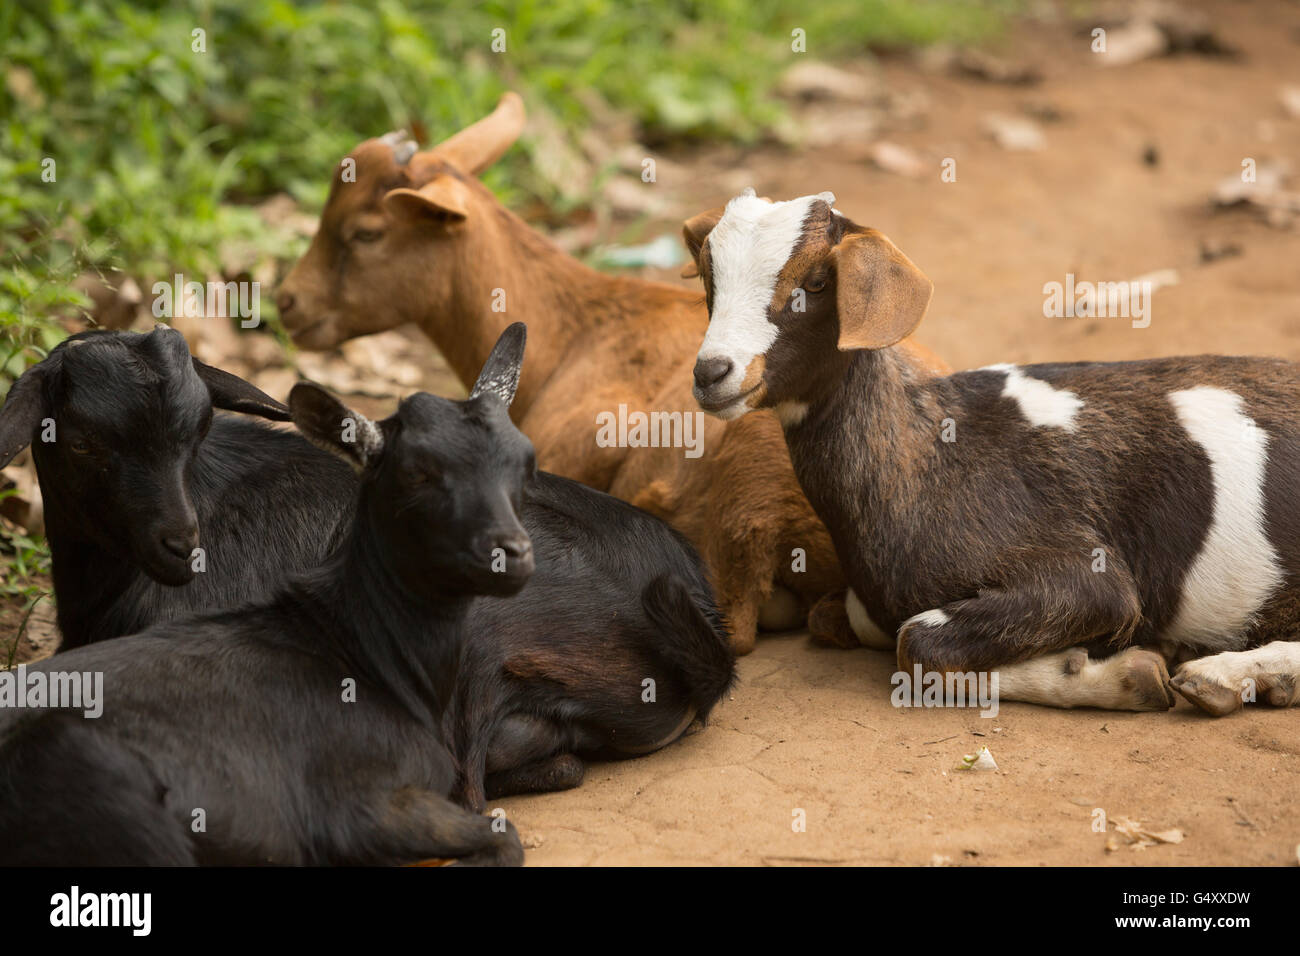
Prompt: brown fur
<box><xmin>686</xmin><ymin>194</ymin><xmax>1300</xmax><ymax>706</ymax></box>
<box><xmin>277</xmin><ymin>97</ymin><xmax>955</xmax><ymax>652</ymax></box>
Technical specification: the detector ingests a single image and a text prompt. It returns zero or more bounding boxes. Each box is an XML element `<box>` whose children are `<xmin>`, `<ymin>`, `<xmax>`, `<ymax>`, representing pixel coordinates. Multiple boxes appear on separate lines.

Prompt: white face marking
<box><xmin>845</xmin><ymin>588</ymin><xmax>895</xmax><ymax>649</ymax></box>
<box><xmin>903</xmin><ymin>608</ymin><xmax>950</xmax><ymax>629</ymax></box>
<box><xmin>982</xmin><ymin>363</ymin><xmax>1084</xmax><ymax>430</ymax></box>
<box><xmin>1164</xmin><ymin>386</ymin><xmax>1284</xmax><ymax>649</ymax></box>
<box><xmin>695</xmin><ymin>192</ymin><xmax>824</xmax><ymax>416</ymax></box>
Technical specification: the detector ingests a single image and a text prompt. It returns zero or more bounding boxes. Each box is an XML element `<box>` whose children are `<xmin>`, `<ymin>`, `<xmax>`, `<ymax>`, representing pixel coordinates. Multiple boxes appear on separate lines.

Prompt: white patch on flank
<box><xmin>1164</xmin><ymin>386</ymin><xmax>1283</xmax><ymax>650</ymax></box>
<box><xmin>774</xmin><ymin>401</ymin><xmax>809</xmax><ymax>427</ymax></box>
<box><xmin>982</xmin><ymin>363</ymin><xmax>1084</xmax><ymax>431</ymax></box>
<box><xmin>903</xmin><ymin>608</ymin><xmax>950</xmax><ymax>629</ymax></box>
<box><xmin>846</xmin><ymin>588</ymin><xmax>895</xmax><ymax>649</ymax></box>
<box><xmin>697</xmin><ymin>192</ymin><xmax>822</xmax><ymax>409</ymax></box>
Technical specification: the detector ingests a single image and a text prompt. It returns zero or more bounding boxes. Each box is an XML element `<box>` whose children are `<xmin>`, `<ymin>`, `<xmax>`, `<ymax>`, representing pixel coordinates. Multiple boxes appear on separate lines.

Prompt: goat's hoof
<box><xmin>1120</xmin><ymin>649</ymin><xmax>1176</xmax><ymax>711</ymax></box>
<box><xmin>1261</xmin><ymin>673</ymin><xmax>1297</xmax><ymax>708</ymax></box>
<box><xmin>1170</xmin><ymin>669</ymin><xmax>1242</xmax><ymax>717</ymax></box>
<box><xmin>452</xmin><ymin>821</ymin><xmax>525</xmax><ymax>867</ymax></box>
<box><xmin>541</xmin><ymin>753</ymin><xmax>586</xmax><ymax>791</ymax></box>
<box><xmin>807</xmin><ymin>594</ymin><xmax>857</xmax><ymax>649</ymax></box>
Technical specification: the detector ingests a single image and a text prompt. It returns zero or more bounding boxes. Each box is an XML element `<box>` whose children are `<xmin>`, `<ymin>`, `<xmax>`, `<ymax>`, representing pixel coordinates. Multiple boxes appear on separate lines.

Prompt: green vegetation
<box><xmin>0</xmin><ymin>0</ymin><xmax>1010</xmax><ymax>600</ymax></box>
<box><xmin>1</xmin><ymin>0</ymin><xmax>1010</xmax><ymax>374</ymax></box>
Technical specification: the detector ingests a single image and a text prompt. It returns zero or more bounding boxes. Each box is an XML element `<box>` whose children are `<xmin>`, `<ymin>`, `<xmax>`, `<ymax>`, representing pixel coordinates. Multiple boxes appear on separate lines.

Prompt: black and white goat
<box><xmin>682</xmin><ymin>189</ymin><xmax>1300</xmax><ymax>716</ymax></box>
<box><xmin>0</xmin><ymin>325</ymin><xmax>734</xmax><ymax>813</ymax></box>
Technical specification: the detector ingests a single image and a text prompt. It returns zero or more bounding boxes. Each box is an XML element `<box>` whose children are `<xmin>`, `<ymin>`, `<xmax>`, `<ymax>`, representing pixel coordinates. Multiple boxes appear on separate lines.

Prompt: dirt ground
<box><xmin>5</xmin><ymin>1</ymin><xmax>1298</xmax><ymax>867</ymax></box>
<box><xmin>500</xmin><ymin>2</ymin><xmax>1300</xmax><ymax>866</ymax></box>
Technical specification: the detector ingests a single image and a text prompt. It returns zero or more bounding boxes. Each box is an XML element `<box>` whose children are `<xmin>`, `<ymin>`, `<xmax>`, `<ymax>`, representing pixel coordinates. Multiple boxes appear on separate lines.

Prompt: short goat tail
<box><xmin>640</xmin><ymin>574</ymin><xmax>737</xmax><ymax>719</ymax></box>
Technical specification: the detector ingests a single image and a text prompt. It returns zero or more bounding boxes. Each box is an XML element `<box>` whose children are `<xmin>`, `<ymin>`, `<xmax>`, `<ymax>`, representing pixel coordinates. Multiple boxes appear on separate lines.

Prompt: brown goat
<box><xmin>277</xmin><ymin>94</ymin><xmax>948</xmax><ymax>652</ymax></box>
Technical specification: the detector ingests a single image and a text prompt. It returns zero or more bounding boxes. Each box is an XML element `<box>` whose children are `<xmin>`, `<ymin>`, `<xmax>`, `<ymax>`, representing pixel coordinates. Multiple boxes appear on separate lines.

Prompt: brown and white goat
<box><xmin>683</xmin><ymin>189</ymin><xmax>1300</xmax><ymax>715</ymax></box>
<box><xmin>277</xmin><ymin>94</ymin><xmax>947</xmax><ymax>652</ymax></box>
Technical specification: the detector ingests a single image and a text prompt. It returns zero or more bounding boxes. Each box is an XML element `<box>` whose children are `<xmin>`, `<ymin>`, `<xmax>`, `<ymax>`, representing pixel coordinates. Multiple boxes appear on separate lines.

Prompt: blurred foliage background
<box><xmin>0</xmin><ymin>0</ymin><xmax>1009</xmax><ymax>386</ymax></box>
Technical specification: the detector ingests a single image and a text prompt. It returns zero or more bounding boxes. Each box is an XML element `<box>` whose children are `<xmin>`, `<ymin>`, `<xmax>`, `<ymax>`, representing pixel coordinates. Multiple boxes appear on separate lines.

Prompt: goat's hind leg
<box><xmin>0</xmin><ymin>717</ymin><xmax>196</xmax><ymax>865</ymax></box>
<box><xmin>1171</xmin><ymin>641</ymin><xmax>1300</xmax><ymax>716</ymax></box>
<box><xmin>896</xmin><ymin>554</ymin><xmax>1174</xmax><ymax>712</ymax></box>
<box><xmin>362</xmin><ymin>787</ymin><xmax>523</xmax><ymax>867</ymax></box>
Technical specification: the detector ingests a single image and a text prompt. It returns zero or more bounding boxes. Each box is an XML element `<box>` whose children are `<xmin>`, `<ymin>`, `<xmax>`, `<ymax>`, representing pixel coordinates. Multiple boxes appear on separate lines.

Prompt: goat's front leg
<box><xmin>895</xmin><ymin>555</ymin><xmax>1174</xmax><ymax>711</ymax></box>
<box><xmin>362</xmin><ymin>787</ymin><xmax>524</xmax><ymax>867</ymax></box>
<box><xmin>1170</xmin><ymin>641</ymin><xmax>1300</xmax><ymax>716</ymax></box>
<box><xmin>485</xmin><ymin>753</ymin><xmax>586</xmax><ymax>800</ymax></box>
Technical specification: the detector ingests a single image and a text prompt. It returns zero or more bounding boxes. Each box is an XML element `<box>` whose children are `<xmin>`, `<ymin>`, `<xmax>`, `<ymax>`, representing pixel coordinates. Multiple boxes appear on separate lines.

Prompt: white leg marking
<box><xmin>903</xmin><ymin>608</ymin><xmax>951</xmax><ymax>629</ymax></box>
<box><xmin>846</xmin><ymin>588</ymin><xmax>895</xmax><ymax>650</ymax></box>
<box><xmin>1165</xmin><ymin>387</ymin><xmax>1284</xmax><ymax>650</ymax></box>
<box><xmin>1171</xmin><ymin>641</ymin><xmax>1300</xmax><ymax>715</ymax></box>
<box><xmin>981</xmin><ymin>363</ymin><xmax>1084</xmax><ymax>430</ymax></box>
<box><xmin>995</xmin><ymin>647</ymin><xmax>1174</xmax><ymax>711</ymax></box>
<box><xmin>697</xmin><ymin>193</ymin><xmax>820</xmax><ymax>399</ymax></box>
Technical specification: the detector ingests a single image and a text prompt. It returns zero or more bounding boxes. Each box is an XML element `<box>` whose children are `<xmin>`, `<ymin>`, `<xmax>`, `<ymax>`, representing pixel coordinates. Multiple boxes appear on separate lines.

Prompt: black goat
<box><xmin>0</xmin><ymin>326</ymin><xmax>354</xmax><ymax>650</ymax></box>
<box><xmin>0</xmin><ymin>329</ymin><xmax>546</xmax><ymax>864</ymax></box>
<box><xmin>0</xmin><ymin>325</ymin><xmax>734</xmax><ymax>815</ymax></box>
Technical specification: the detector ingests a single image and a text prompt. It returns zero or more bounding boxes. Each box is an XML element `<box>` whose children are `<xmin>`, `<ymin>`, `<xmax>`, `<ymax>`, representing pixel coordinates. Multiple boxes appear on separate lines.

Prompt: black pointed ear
<box><xmin>192</xmin><ymin>357</ymin><xmax>291</xmax><ymax>421</ymax></box>
<box><xmin>0</xmin><ymin>361</ymin><xmax>51</xmax><ymax>470</ymax></box>
<box><xmin>470</xmin><ymin>323</ymin><xmax>526</xmax><ymax>407</ymax></box>
<box><xmin>289</xmin><ymin>382</ymin><xmax>383</xmax><ymax>472</ymax></box>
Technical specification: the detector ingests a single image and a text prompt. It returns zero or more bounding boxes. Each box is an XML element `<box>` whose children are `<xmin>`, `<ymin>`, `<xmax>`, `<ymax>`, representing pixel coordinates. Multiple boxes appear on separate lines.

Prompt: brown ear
<box><xmin>833</xmin><ymin>229</ymin><xmax>933</xmax><ymax>351</ymax></box>
<box><xmin>681</xmin><ymin>206</ymin><xmax>724</xmax><ymax>279</ymax></box>
<box><xmin>383</xmin><ymin>175</ymin><xmax>472</xmax><ymax>222</ymax></box>
<box><xmin>427</xmin><ymin>92</ymin><xmax>526</xmax><ymax>176</ymax></box>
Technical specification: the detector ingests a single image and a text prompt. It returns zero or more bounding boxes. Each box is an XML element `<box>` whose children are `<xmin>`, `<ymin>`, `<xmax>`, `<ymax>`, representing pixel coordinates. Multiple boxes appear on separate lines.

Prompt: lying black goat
<box><xmin>0</xmin><ymin>324</ymin><xmax>734</xmax><ymax>815</ymax></box>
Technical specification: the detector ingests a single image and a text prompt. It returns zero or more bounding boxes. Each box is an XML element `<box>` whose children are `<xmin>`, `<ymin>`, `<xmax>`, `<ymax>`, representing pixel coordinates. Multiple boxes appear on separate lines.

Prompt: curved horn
<box><xmin>379</xmin><ymin>130</ymin><xmax>418</xmax><ymax>165</ymax></box>
<box><xmin>429</xmin><ymin>92</ymin><xmax>526</xmax><ymax>175</ymax></box>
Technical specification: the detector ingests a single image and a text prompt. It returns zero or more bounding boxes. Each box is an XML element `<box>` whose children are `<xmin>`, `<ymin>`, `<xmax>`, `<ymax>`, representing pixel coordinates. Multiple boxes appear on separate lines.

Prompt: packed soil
<box><xmin>501</xmin><ymin>1</ymin><xmax>1300</xmax><ymax>866</ymax></box>
<box><xmin>5</xmin><ymin>1</ymin><xmax>1297</xmax><ymax>867</ymax></box>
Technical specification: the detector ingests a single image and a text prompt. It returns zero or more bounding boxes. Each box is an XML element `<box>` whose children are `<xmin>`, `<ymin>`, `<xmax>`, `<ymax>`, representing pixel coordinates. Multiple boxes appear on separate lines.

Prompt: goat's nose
<box><xmin>495</xmin><ymin>535</ymin><xmax>532</xmax><ymax>561</ymax></box>
<box><xmin>693</xmin><ymin>356</ymin><xmax>734</xmax><ymax>391</ymax></box>
<box><xmin>275</xmin><ymin>289</ymin><xmax>296</xmax><ymax>315</ymax></box>
<box><xmin>161</xmin><ymin>528</ymin><xmax>199</xmax><ymax>560</ymax></box>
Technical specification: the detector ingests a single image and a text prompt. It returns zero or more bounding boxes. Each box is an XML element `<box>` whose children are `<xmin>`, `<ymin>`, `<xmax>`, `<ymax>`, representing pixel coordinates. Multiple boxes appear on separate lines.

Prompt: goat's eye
<box><xmin>803</xmin><ymin>275</ymin><xmax>827</xmax><ymax>293</ymax></box>
<box><xmin>401</xmin><ymin>466</ymin><xmax>437</xmax><ymax>487</ymax></box>
<box><xmin>351</xmin><ymin>228</ymin><xmax>385</xmax><ymax>244</ymax></box>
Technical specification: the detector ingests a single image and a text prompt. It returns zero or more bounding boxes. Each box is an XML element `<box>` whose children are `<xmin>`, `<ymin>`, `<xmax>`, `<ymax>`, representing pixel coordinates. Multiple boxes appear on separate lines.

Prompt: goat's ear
<box><xmin>832</xmin><ymin>229</ymin><xmax>933</xmax><ymax>351</ymax></box>
<box><xmin>383</xmin><ymin>175</ymin><xmax>472</xmax><ymax>223</ymax></box>
<box><xmin>470</xmin><ymin>322</ymin><xmax>526</xmax><ymax>407</ymax></box>
<box><xmin>681</xmin><ymin>207</ymin><xmax>723</xmax><ymax>279</ymax></box>
<box><xmin>192</xmin><ymin>357</ymin><xmax>291</xmax><ymax>421</ymax></box>
<box><xmin>0</xmin><ymin>361</ymin><xmax>49</xmax><ymax>470</ymax></box>
<box><xmin>289</xmin><ymin>383</ymin><xmax>384</xmax><ymax>472</ymax></box>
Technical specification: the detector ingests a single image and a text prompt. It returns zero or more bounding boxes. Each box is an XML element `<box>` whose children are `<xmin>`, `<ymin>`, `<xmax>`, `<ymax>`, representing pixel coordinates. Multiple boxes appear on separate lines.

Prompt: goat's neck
<box><xmin>782</xmin><ymin>347</ymin><xmax>942</xmax><ymax>540</ymax></box>
<box><xmin>436</xmin><ymin>207</ymin><xmax>690</xmax><ymax>414</ymax></box>
<box><xmin>42</xmin><ymin>510</ymin><xmax>137</xmax><ymax>646</ymax></box>
<box><xmin>310</xmin><ymin>518</ymin><xmax>467</xmax><ymax>730</ymax></box>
